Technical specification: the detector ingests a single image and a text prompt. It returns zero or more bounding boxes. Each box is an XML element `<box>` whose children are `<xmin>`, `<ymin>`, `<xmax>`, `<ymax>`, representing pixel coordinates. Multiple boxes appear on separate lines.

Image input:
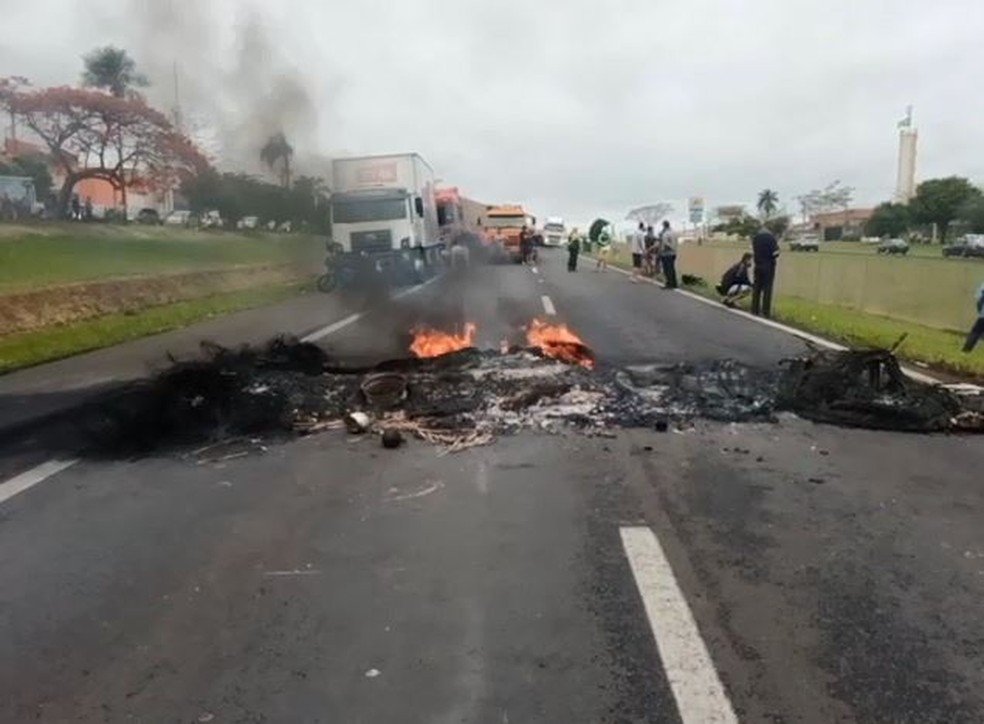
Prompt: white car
<box><xmin>164</xmin><ymin>210</ymin><xmax>192</xmax><ymax>226</ymax></box>
<box><xmin>237</xmin><ymin>215</ymin><xmax>259</xmax><ymax>230</ymax></box>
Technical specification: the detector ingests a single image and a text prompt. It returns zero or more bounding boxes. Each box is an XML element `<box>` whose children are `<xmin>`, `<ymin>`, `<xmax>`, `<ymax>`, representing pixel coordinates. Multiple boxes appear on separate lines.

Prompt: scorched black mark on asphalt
<box><xmin>75</xmin><ymin>336</ymin><xmax>983</xmax><ymax>458</ymax></box>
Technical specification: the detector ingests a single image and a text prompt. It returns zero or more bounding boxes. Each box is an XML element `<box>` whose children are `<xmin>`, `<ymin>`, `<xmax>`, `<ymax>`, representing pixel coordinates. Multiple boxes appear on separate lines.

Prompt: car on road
<box><xmin>789</xmin><ymin>235</ymin><xmax>820</xmax><ymax>252</ymax></box>
<box><xmin>135</xmin><ymin>208</ymin><xmax>162</xmax><ymax>225</ymax></box>
<box><xmin>876</xmin><ymin>238</ymin><xmax>909</xmax><ymax>255</ymax></box>
<box><xmin>237</xmin><ymin>215</ymin><xmax>260</xmax><ymax>230</ymax></box>
<box><xmin>943</xmin><ymin>234</ymin><xmax>984</xmax><ymax>258</ymax></box>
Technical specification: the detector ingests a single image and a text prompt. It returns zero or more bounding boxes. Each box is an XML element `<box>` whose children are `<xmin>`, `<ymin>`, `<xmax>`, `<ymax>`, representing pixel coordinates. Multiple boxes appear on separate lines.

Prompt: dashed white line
<box><xmin>301</xmin><ymin>277</ymin><xmax>439</xmax><ymax>343</ymax></box>
<box><xmin>541</xmin><ymin>295</ymin><xmax>557</xmax><ymax>316</ymax></box>
<box><xmin>0</xmin><ymin>459</ymin><xmax>78</xmax><ymax>506</ymax></box>
<box><xmin>621</xmin><ymin>526</ymin><xmax>739</xmax><ymax>724</ymax></box>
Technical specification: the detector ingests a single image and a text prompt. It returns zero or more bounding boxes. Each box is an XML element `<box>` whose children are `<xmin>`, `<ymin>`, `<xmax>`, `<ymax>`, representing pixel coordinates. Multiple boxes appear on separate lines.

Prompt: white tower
<box><xmin>895</xmin><ymin>106</ymin><xmax>918</xmax><ymax>202</ymax></box>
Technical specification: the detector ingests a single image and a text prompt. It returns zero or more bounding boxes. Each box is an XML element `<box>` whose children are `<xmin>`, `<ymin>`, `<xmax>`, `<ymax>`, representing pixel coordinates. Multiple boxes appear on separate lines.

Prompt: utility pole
<box><xmin>171</xmin><ymin>61</ymin><xmax>183</xmax><ymax>132</ymax></box>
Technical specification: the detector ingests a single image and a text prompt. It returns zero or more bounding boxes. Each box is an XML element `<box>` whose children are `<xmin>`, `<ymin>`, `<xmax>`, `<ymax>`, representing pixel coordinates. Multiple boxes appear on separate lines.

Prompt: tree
<box><xmin>5</xmin><ymin>84</ymin><xmax>209</xmax><ymax>217</ymax></box>
<box><xmin>764</xmin><ymin>215</ymin><xmax>790</xmax><ymax>238</ymax></box>
<box><xmin>865</xmin><ymin>202</ymin><xmax>911</xmax><ymax>238</ymax></box>
<box><xmin>626</xmin><ymin>202</ymin><xmax>674</xmax><ymax>228</ymax></box>
<box><xmin>958</xmin><ymin>195</ymin><xmax>984</xmax><ymax>235</ymax></box>
<box><xmin>911</xmin><ymin>177</ymin><xmax>982</xmax><ymax>243</ymax></box>
<box><xmin>588</xmin><ymin>218</ymin><xmax>609</xmax><ymax>243</ymax></box>
<box><xmin>757</xmin><ymin>189</ymin><xmax>778</xmax><ymax>219</ymax></box>
<box><xmin>796</xmin><ymin>180</ymin><xmax>854</xmax><ymax>221</ymax></box>
<box><xmin>81</xmin><ymin>46</ymin><xmax>148</xmax><ymax>99</ymax></box>
<box><xmin>711</xmin><ymin>213</ymin><xmax>760</xmax><ymax>239</ymax></box>
<box><xmin>260</xmin><ymin>132</ymin><xmax>294</xmax><ymax>188</ymax></box>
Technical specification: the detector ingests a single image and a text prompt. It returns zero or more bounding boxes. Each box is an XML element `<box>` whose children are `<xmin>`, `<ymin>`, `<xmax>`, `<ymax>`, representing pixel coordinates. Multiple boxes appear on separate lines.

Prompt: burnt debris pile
<box><xmin>777</xmin><ymin>347</ymin><xmax>970</xmax><ymax>432</ymax></box>
<box><xmin>78</xmin><ymin>337</ymin><xmax>984</xmax><ymax>456</ymax></box>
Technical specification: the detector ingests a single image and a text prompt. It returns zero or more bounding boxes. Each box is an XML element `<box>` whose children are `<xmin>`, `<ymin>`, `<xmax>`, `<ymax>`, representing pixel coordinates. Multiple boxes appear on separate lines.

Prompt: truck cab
<box><xmin>543</xmin><ymin>217</ymin><xmax>566</xmax><ymax>247</ymax></box>
<box><xmin>485</xmin><ymin>205</ymin><xmax>534</xmax><ymax>263</ymax></box>
<box><xmin>328</xmin><ymin>154</ymin><xmax>440</xmax><ymax>285</ymax></box>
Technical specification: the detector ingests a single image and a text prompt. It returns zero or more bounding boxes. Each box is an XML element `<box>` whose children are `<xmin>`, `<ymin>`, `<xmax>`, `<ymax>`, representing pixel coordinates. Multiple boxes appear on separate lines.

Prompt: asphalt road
<box><xmin>2</xmin><ymin>251</ymin><xmax>984</xmax><ymax>723</ymax></box>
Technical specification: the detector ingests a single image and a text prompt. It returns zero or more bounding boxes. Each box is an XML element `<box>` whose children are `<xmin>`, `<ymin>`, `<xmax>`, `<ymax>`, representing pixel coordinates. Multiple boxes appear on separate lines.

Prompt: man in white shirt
<box><xmin>630</xmin><ymin>222</ymin><xmax>647</xmax><ymax>282</ymax></box>
<box><xmin>658</xmin><ymin>220</ymin><xmax>679</xmax><ymax>289</ymax></box>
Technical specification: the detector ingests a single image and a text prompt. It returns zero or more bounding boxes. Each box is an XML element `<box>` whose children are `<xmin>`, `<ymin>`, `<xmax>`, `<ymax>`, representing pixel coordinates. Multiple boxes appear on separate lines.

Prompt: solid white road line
<box><xmin>541</xmin><ymin>295</ymin><xmax>557</xmax><ymax>316</ymax></box>
<box><xmin>0</xmin><ymin>459</ymin><xmax>78</xmax><ymax>506</ymax></box>
<box><xmin>599</xmin><ymin>260</ymin><xmax>946</xmax><ymax>386</ymax></box>
<box><xmin>301</xmin><ymin>277</ymin><xmax>439</xmax><ymax>343</ymax></box>
<box><xmin>620</xmin><ymin>526</ymin><xmax>739</xmax><ymax>724</ymax></box>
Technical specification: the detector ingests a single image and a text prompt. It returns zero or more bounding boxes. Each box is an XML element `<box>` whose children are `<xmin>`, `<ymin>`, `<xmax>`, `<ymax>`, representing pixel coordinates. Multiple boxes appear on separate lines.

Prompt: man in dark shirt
<box><xmin>717</xmin><ymin>253</ymin><xmax>753</xmax><ymax>307</ymax></box>
<box><xmin>751</xmin><ymin>228</ymin><xmax>780</xmax><ymax>317</ymax></box>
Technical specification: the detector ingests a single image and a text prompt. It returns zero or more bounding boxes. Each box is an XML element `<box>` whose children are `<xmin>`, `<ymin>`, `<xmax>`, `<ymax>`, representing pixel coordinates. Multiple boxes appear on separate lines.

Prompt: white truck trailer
<box><xmin>321</xmin><ymin>153</ymin><xmax>441</xmax><ymax>291</ymax></box>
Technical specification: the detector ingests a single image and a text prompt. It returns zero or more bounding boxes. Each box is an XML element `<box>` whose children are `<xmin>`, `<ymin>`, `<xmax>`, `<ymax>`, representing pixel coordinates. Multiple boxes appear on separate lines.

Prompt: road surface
<box><xmin>2</xmin><ymin>252</ymin><xmax>984</xmax><ymax>723</ymax></box>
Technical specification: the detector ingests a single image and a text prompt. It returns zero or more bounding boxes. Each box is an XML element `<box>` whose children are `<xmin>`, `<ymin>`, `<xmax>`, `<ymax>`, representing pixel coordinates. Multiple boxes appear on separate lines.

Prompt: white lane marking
<box><xmin>0</xmin><ymin>459</ymin><xmax>78</xmax><ymax>506</ymax></box>
<box><xmin>531</xmin><ymin>267</ymin><xmax>540</xmax><ymax>275</ymax></box>
<box><xmin>598</xmin><ymin>260</ymin><xmax>947</xmax><ymax>386</ymax></box>
<box><xmin>301</xmin><ymin>313</ymin><xmax>363</xmax><ymax>342</ymax></box>
<box><xmin>621</xmin><ymin>526</ymin><xmax>738</xmax><ymax>724</ymax></box>
<box><xmin>541</xmin><ymin>295</ymin><xmax>557</xmax><ymax>316</ymax></box>
<box><xmin>301</xmin><ymin>277</ymin><xmax>439</xmax><ymax>342</ymax></box>
<box><xmin>264</xmin><ymin>569</ymin><xmax>322</xmax><ymax>577</ymax></box>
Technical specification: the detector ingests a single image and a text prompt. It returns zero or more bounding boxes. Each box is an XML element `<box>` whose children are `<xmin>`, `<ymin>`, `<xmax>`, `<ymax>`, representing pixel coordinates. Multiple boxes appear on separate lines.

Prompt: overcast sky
<box><xmin>2</xmin><ymin>0</ymin><xmax>982</xmax><ymax>224</ymax></box>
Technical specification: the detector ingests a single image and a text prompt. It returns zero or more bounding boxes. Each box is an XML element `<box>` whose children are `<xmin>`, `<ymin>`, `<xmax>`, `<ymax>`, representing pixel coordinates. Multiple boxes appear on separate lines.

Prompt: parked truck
<box><xmin>319</xmin><ymin>153</ymin><xmax>441</xmax><ymax>292</ymax></box>
<box><xmin>484</xmin><ymin>204</ymin><xmax>536</xmax><ymax>263</ymax></box>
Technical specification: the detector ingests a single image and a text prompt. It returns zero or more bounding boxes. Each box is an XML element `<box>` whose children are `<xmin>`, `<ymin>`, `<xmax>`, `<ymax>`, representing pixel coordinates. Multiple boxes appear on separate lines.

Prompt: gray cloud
<box><xmin>2</xmin><ymin>0</ymin><xmax>983</xmax><ymax>223</ymax></box>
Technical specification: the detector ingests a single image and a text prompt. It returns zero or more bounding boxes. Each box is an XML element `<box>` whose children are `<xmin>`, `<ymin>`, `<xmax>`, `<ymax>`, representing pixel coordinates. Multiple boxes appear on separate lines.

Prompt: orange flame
<box><xmin>526</xmin><ymin>319</ymin><xmax>595</xmax><ymax>368</ymax></box>
<box><xmin>410</xmin><ymin>323</ymin><xmax>478</xmax><ymax>358</ymax></box>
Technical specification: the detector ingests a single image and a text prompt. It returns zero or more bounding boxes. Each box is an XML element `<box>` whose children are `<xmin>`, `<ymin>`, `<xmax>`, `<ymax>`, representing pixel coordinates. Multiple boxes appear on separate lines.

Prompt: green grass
<box><xmin>0</xmin><ymin>282</ymin><xmax>310</xmax><ymax>373</ymax></box>
<box><xmin>0</xmin><ymin>223</ymin><xmax>323</xmax><ymax>292</ymax></box>
<box><xmin>601</xmin><ymin>248</ymin><xmax>984</xmax><ymax>379</ymax></box>
<box><xmin>700</xmin><ymin>237</ymin><xmax>960</xmax><ymax>260</ymax></box>
<box><xmin>770</xmin><ymin>297</ymin><xmax>982</xmax><ymax>378</ymax></box>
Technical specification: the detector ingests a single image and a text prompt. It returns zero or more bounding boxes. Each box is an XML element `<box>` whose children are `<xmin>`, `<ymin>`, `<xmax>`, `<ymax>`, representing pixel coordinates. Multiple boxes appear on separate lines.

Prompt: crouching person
<box><xmin>717</xmin><ymin>253</ymin><xmax>753</xmax><ymax>308</ymax></box>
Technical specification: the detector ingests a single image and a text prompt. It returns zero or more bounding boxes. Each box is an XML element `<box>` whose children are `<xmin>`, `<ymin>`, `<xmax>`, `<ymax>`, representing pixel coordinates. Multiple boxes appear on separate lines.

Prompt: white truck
<box><xmin>321</xmin><ymin>153</ymin><xmax>441</xmax><ymax>291</ymax></box>
<box><xmin>542</xmin><ymin>217</ymin><xmax>566</xmax><ymax>247</ymax></box>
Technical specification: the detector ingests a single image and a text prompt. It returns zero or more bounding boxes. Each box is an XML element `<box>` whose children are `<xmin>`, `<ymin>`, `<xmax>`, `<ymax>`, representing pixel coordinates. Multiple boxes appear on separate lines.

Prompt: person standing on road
<box><xmin>751</xmin><ymin>227</ymin><xmax>780</xmax><ymax>317</ymax></box>
<box><xmin>658</xmin><ymin>220</ymin><xmax>679</xmax><ymax>289</ymax></box>
<box><xmin>519</xmin><ymin>226</ymin><xmax>533</xmax><ymax>265</ymax></box>
<box><xmin>962</xmin><ymin>281</ymin><xmax>984</xmax><ymax>352</ymax></box>
<box><xmin>717</xmin><ymin>253</ymin><xmax>753</xmax><ymax>307</ymax></box>
<box><xmin>567</xmin><ymin>227</ymin><xmax>582</xmax><ymax>272</ymax></box>
<box><xmin>630</xmin><ymin>222</ymin><xmax>647</xmax><ymax>282</ymax></box>
<box><xmin>595</xmin><ymin>227</ymin><xmax>612</xmax><ymax>271</ymax></box>
<box><xmin>644</xmin><ymin>225</ymin><xmax>658</xmax><ymax>277</ymax></box>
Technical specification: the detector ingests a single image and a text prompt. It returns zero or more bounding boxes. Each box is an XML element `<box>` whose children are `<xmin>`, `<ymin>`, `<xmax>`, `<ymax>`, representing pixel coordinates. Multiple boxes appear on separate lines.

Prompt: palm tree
<box><xmin>260</xmin><ymin>132</ymin><xmax>294</xmax><ymax>189</ymax></box>
<box><xmin>757</xmin><ymin>189</ymin><xmax>779</xmax><ymax>219</ymax></box>
<box><xmin>81</xmin><ymin>46</ymin><xmax>148</xmax><ymax>98</ymax></box>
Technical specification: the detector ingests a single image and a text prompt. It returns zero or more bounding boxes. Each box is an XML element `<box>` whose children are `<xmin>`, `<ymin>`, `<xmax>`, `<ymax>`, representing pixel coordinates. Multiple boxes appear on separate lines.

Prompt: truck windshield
<box><xmin>486</xmin><ymin>216</ymin><xmax>526</xmax><ymax>229</ymax></box>
<box><xmin>332</xmin><ymin>197</ymin><xmax>407</xmax><ymax>223</ymax></box>
<box><xmin>544</xmin><ymin>224</ymin><xmax>564</xmax><ymax>232</ymax></box>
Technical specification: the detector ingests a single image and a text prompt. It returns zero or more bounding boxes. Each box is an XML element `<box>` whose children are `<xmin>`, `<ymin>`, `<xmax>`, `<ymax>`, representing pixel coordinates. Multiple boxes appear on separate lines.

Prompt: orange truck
<box><xmin>484</xmin><ymin>204</ymin><xmax>536</xmax><ymax>263</ymax></box>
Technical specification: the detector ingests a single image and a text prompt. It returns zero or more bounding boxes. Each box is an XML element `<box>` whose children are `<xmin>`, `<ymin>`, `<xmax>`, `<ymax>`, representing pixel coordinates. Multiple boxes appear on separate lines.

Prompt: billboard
<box><xmin>688</xmin><ymin>196</ymin><xmax>705</xmax><ymax>224</ymax></box>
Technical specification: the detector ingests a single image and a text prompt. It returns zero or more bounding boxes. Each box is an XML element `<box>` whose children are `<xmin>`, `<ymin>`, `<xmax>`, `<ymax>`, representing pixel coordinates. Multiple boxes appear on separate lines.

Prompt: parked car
<box><xmin>876</xmin><ymin>238</ymin><xmax>909</xmax><ymax>255</ymax></box>
<box><xmin>136</xmin><ymin>208</ymin><xmax>162</xmax><ymax>225</ymax></box>
<box><xmin>164</xmin><ymin>210</ymin><xmax>193</xmax><ymax>227</ymax></box>
<box><xmin>237</xmin><ymin>215</ymin><xmax>259</xmax><ymax>230</ymax></box>
<box><xmin>789</xmin><ymin>235</ymin><xmax>820</xmax><ymax>252</ymax></box>
<box><xmin>943</xmin><ymin>234</ymin><xmax>984</xmax><ymax>258</ymax></box>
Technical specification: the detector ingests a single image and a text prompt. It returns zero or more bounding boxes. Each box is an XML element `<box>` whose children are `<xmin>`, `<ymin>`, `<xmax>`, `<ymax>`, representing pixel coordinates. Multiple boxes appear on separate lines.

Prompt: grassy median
<box><xmin>0</xmin><ymin>223</ymin><xmax>323</xmax><ymax>292</ymax></box>
<box><xmin>0</xmin><ymin>282</ymin><xmax>310</xmax><ymax>373</ymax></box>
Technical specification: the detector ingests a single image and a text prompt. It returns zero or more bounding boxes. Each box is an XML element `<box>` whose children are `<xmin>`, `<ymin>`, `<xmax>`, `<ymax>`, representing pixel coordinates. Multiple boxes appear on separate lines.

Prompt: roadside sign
<box><xmin>688</xmin><ymin>196</ymin><xmax>704</xmax><ymax>224</ymax></box>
